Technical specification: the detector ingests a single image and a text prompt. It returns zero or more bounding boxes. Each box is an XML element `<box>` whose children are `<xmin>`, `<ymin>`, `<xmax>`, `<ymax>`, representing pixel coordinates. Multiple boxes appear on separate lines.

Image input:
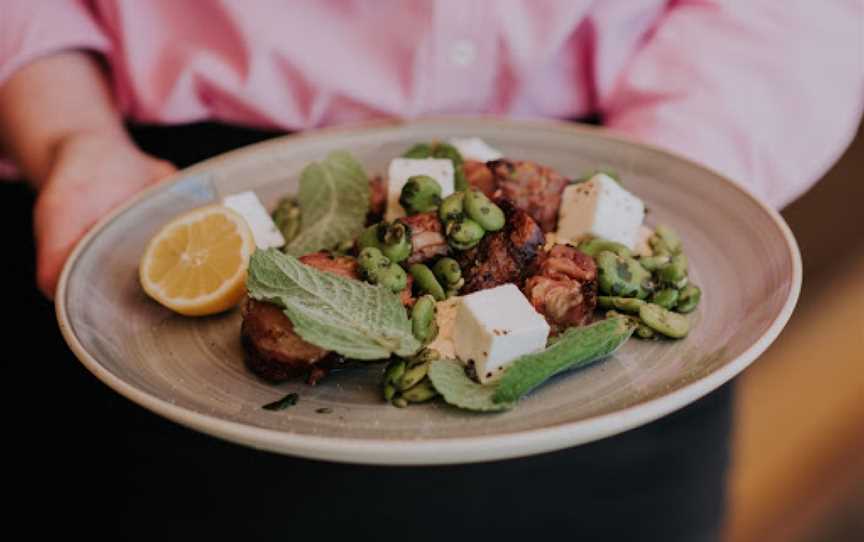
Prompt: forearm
<box><xmin>0</xmin><ymin>51</ymin><xmax>129</xmax><ymax>187</ymax></box>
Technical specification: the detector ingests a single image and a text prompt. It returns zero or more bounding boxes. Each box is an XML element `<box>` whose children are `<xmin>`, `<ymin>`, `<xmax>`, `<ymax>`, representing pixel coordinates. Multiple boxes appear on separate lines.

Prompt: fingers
<box><xmin>36</xmin><ymin>236</ymin><xmax>74</xmax><ymax>300</ymax></box>
<box><xmin>33</xmin><ymin>187</ymin><xmax>95</xmax><ymax>299</ymax></box>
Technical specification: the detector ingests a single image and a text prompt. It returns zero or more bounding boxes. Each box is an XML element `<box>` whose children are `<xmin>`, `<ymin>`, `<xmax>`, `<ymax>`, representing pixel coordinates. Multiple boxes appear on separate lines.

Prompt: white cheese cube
<box><xmin>447</xmin><ymin>137</ymin><xmax>503</xmax><ymax>162</ymax></box>
<box><xmin>452</xmin><ymin>284</ymin><xmax>550</xmax><ymax>384</ymax></box>
<box><xmin>222</xmin><ymin>191</ymin><xmax>286</xmax><ymax>249</ymax></box>
<box><xmin>427</xmin><ymin>297</ymin><xmax>461</xmax><ymax>360</ymax></box>
<box><xmin>556</xmin><ymin>173</ymin><xmax>645</xmax><ymax>249</ymax></box>
<box><xmin>385</xmin><ymin>158</ymin><xmax>455</xmax><ymax>221</ymax></box>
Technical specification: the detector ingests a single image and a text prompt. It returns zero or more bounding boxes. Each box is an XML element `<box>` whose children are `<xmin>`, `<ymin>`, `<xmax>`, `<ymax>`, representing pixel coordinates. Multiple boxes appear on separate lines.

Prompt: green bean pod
<box><xmin>358</xmin><ymin>247</ymin><xmax>407</xmax><ymax>293</ymax></box>
<box><xmin>402</xmin><ymin>143</ymin><xmax>433</xmax><ymax>158</ymax></box>
<box><xmin>649</xmin><ymin>234</ymin><xmax>678</xmax><ymax>257</ymax></box>
<box><xmin>378</xmin><ymin>264</ymin><xmax>408</xmax><ymax>293</ymax></box>
<box><xmin>638</xmin><ymin>255</ymin><xmax>670</xmax><ymax>272</ymax></box>
<box><xmin>639</xmin><ymin>303</ymin><xmax>690</xmax><ymax>339</ymax></box>
<box><xmin>398</xmin><ymin>357</ymin><xmax>432</xmax><ymax>391</ymax></box>
<box><xmin>409</xmin><ymin>264</ymin><xmax>446</xmax><ymax>301</ymax></box>
<box><xmin>657</xmin><ymin>254</ymin><xmax>688</xmax><ymax>285</ymax></box>
<box><xmin>433</xmin><ymin>257</ymin><xmax>462</xmax><ymax>289</ymax></box>
<box><xmin>595</xmin><ymin>251</ymin><xmax>654</xmax><ymax>299</ymax></box>
<box><xmin>411</xmin><ymin>294</ymin><xmax>439</xmax><ymax>344</ymax></box>
<box><xmin>598</xmin><ymin>296</ymin><xmax>646</xmax><ymax>314</ymax></box>
<box><xmin>400</xmin><ymin>175</ymin><xmax>443</xmax><ymax>215</ymax></box>
<box><xmin>445</xmin><ymin>278</ymin><xmax>465</xmax><ymax>298</ymax></box>
<box><xmin>439</xmin><ymin>191</ymin><xmax>466</xmax><ymax>223</ymax></box>
<box><xmin>635</xmin><ymin>324</ymin><xmax>656</xmax><ymax>340</ymax></box>
<box><xmin>446</xmin><ymin>217</ymin><xmax>485</xmax><ymax>250</ymax></box>
<box><xmin>577</xmin><ymin>238</ymin><xmax>633</xmax><ymax>258</ymax></box>
<box><xmin>676</xmin><ymin>284</ymin><xmax>701</xmax><ymax>313</ymax></box>
<box><xmin>402</xmin><ymin>142</ymin><xmax>467</xmax><ymax>191</ymax></box>
<box><xmin>379</xmin><ymin>221</ymin><xmax>412</xmax><ymax>262</ymax></box>
<box><xmin>400</xmin><ymin>378</ymin><xmax>439</xmax><ymax>403</ymax></box>
<box><xmin>464</xmin><ymin>189</ymin><xmax>505</xmax><ymax>232</ymax></box>
<box><xmin>382</xmin><ymin>358</ymin><xmax>407</xmax><ymax>402</ymax></box>
<box><xmin>358</xmin><ymin>246</ymin><xmax>389</xmax><ymax>281</ymax></box>
<box><xmin>650</xmin><ymin>288</ymin><xmax>679</xmax><ymax>310</ymax></box>
<box><xmin>358</xmin><ymin>221</ymin><xmax>412</xmax><ymax>263</ymax></box>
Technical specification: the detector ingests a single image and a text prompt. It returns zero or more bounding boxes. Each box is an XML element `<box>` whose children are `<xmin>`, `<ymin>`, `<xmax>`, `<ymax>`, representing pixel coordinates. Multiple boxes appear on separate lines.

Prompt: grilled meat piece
<box><xmin>463</xmin><ymin>160</ymin><xmax>497</xmax><ymax>196</ymax></box>
<box><xmin>297</xmin><ymin>251</ymin><xmax>361</xmax><ymax>278</ymax></box>
<box><xmin>241</xmin><ymin>252</ymin><xmax>360</xmax><ymax>383</ymax></box>
<box><xmin>459</xmin><ymin>199</ymin><xmax>545</xmax><ymax>293</ymax></box>
<box><xmin>523</xmin><ymin>244</ymin><xmax>598</xmax><ymax>332</ymax></box>
<box><xmin>367</xmin><ymin>175</ymin><xmax>387</xmax><ymax>224</ymax></box>
<box><xmin>242</xmin><ymin>299</ymin><xmax>330</xmax><ymax>382</ymax></box>
<box><xmin>398</xmin><ymin>211</ymin><xmax>449</xmax><ymax>264</ymax></box>
<box><xmin>487</xmin><ymin>160</ymin><xmax>568</xmax><ymax>232</ymax></box>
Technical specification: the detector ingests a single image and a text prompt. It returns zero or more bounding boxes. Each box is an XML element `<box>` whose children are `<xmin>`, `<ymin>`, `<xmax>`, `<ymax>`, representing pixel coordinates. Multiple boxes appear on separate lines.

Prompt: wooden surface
<box><xmin>726</xmin><ymin>122</ymin><xmax>864</xmax><ymax>542</ymax></box>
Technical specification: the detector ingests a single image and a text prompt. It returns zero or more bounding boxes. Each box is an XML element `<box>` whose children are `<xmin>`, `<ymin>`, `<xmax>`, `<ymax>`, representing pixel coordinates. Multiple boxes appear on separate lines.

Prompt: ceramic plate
<box><xmin>57</xmin><ymin>118</ymin><xmax>801</xmax><ymax>465</ymax></box>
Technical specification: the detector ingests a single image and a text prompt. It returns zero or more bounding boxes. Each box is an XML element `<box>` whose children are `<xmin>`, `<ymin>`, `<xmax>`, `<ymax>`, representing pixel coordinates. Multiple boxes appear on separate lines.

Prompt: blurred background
<box><xmin>724</xmin><ymin>120</ymin><xmax>864</xmax><ymax>542</ymax></box>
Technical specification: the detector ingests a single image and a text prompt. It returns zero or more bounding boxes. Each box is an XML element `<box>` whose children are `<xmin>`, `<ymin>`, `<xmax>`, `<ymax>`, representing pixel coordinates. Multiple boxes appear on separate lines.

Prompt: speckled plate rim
<box><xmin>56</xmin><ymin>117</ymin><xmax>802</xmax><ymax>465</ymax></box>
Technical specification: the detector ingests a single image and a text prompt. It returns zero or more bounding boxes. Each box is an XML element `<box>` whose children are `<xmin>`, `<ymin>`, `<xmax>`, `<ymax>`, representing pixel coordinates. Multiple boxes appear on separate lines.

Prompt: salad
<box><xmin>140</xmin><ymin>138</ymin><xmax>701</xmax><ymax>412</ymax></box>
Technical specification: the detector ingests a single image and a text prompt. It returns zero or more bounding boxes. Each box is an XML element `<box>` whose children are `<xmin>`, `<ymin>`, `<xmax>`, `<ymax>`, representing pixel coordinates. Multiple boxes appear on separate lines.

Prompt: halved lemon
<box><xmin>139</xmin><ymin>205</ymin><xmax>255</xmax><ymax>316</ymax></box>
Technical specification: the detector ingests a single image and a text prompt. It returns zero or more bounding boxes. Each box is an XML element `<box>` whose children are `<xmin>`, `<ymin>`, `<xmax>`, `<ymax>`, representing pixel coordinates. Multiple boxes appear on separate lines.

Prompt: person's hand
<box><xmin>33</xmin><ymin>132</ymin><xmax>175</xmax><ymax>298</ymax></box>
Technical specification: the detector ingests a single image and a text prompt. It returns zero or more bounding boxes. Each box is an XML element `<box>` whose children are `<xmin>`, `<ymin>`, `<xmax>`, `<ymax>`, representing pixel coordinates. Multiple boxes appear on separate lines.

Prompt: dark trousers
<box><xmin>5</xmin><ymin>122</ymin><xmax>732</xmax><ymax>540</ymax></box>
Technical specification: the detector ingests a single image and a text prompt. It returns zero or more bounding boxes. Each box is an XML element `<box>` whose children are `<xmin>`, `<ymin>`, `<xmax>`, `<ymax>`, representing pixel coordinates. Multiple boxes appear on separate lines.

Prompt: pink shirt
<box><xmin>2</xmin><ymin>0</ymin><xmax>862</xmax><ymax>208</ymax></box>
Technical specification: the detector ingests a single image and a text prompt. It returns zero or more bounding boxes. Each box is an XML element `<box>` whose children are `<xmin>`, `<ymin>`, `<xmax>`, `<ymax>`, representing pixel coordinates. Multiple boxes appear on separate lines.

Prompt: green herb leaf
<box><xmin>427</xmin><ymin>359</ymin><xmax>515</xmax><ymax>412</ymax></box>
<box><xmin>262</xmin><ymin>392</ymin><xmax>299</xmax><ymax>411</ymax></box>
<box><xmin>284</xmin><ymin>150</ymin><xmax>369</xmax><ymax>256</ymax></box>
<box><xmin>246</xmin><ymin>249</ymin><xmax>421</xmax><ymax>360</ymax></box>
<box><xmin>492</xmin><ymin>317</ymin><xmax>635</xmax><ymax>404</ymax></box>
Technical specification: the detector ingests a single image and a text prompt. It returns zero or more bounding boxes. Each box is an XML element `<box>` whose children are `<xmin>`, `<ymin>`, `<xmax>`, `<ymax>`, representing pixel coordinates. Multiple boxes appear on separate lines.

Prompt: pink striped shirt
<box><xmin>2</xmin><ymin>0</ymin><xmax>862</xmax><ymax>207</ymax></box>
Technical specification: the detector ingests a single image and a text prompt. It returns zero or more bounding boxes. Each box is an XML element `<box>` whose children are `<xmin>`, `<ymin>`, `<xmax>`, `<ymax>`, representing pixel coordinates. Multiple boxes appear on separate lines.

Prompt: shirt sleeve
<box><xmin>599</xmin><ymin>0</ymin><xmax>864</xmax><ymax>209</ymax></box>
<box><xmin>0</xmin><ymin>1</ymin><xmax>112</xmax><ymax>180</ymax></box>
<box><xmin>0</xmin><ymin>0</ymin><xmax>111</xmax><ymax>88</ymax></box>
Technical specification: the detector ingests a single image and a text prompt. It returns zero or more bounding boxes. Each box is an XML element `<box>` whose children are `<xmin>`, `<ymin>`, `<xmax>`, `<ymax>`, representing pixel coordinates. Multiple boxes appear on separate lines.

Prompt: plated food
<box><xmin>140</xmin><ymin>137</ymin><xmax>702</xmax><ymax>412</ymax></box>
<box><xmin>59</xmin><ymin>118</ymin><xmax>800</xmax><ymax>463</ymax></box>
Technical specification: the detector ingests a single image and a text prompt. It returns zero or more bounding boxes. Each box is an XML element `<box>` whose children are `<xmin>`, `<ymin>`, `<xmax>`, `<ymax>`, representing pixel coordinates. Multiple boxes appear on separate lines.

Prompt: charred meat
<box><xmin>487</xmin><ymin>160</ymin><xmax>568</xmax><ymax>232</ymax></box>
<box><xmin>463</xmin><ymin>160</ymin><xmax>497</xmax><ymax>196</ymax></box>
<box><xmin>297</xmin><ymin>251</ymin><xmax>361</xmax><ymax>278</ymax></box>
<box><xmin>367</xmin><ymin>175</ymin><xmax>387</xmax><ymax>224</ymax></box>
<box><xmin>523</xmin><ymin>244</ymin><xmax>598</xmax><ymax>332</ymax></box>
<box><xmin>459</xmin><ymin>199</ymin><xmax>545</xmax><ymax>294</ymax></box>
<box><xmin>398</xmin><ymin>211</ymin><xmax>449</xmax><ymax>264</ymax></box>
<box><xmin>241</xmin><ymin>252</ymin><xmax>359</xmax><ymax>383</ymax></box>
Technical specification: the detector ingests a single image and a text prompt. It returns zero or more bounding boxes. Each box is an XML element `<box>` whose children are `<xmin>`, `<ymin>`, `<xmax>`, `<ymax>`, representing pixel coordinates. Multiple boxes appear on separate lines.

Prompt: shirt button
<box><xmin>449</xmin><ymin>39</ymin><xmax>476</xmax><ymax>67</ymax></box>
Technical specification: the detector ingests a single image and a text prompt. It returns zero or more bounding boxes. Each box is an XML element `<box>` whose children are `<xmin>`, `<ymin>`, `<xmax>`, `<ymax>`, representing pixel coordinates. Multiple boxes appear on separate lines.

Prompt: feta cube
<box><xmin>556</xmin><ymin>173</ymin><xmax>645</xmax><ymax>249</ymax></box>
<box><xmin>385</xmin><ymin>158</ymin><xmax>455</xmax><ymax>221</ymax></box>
<box><xmin>447</xmin><ymin>137</ymin><xmax>503</xmax><ymax>162</ymax></box>
<box><xmin>427</xmin><ymin>297</ymin><xmax>461</xmax><ymax>360</ymax></box>
<box><xmin>222</xmin><ymin>191</ymin><xmax>285</xmax><ymax>249</ymax></box>
<box><xmin>452</xmin><ymin>284</ymin><xmax>550</xmax><ymax>384</ymax></box>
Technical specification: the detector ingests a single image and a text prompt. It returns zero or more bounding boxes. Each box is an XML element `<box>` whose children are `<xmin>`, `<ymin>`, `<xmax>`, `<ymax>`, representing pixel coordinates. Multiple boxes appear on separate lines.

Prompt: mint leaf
<box><xmin>492</xmin><ymin>317</ymin><xmax>635</xmax><ymax>404</ymax></box>
<box><xmin>246</xmin><ymin>249</ymin><xmax>421</xmax><ymax>360</ymax></box>
<box><xmin>285</xmin><ymin>151</ymin><xmax>369</xmax><ymax>256</ymax></box>
<box><xmin>428</xmin><ymin>360</ymin><xmax>515</xmax><ymax>412</ymax></box>
<box><xmin>428</xmin><ymin>318</ymin><xmax>634</xmax><ymax>412</ymax></box>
